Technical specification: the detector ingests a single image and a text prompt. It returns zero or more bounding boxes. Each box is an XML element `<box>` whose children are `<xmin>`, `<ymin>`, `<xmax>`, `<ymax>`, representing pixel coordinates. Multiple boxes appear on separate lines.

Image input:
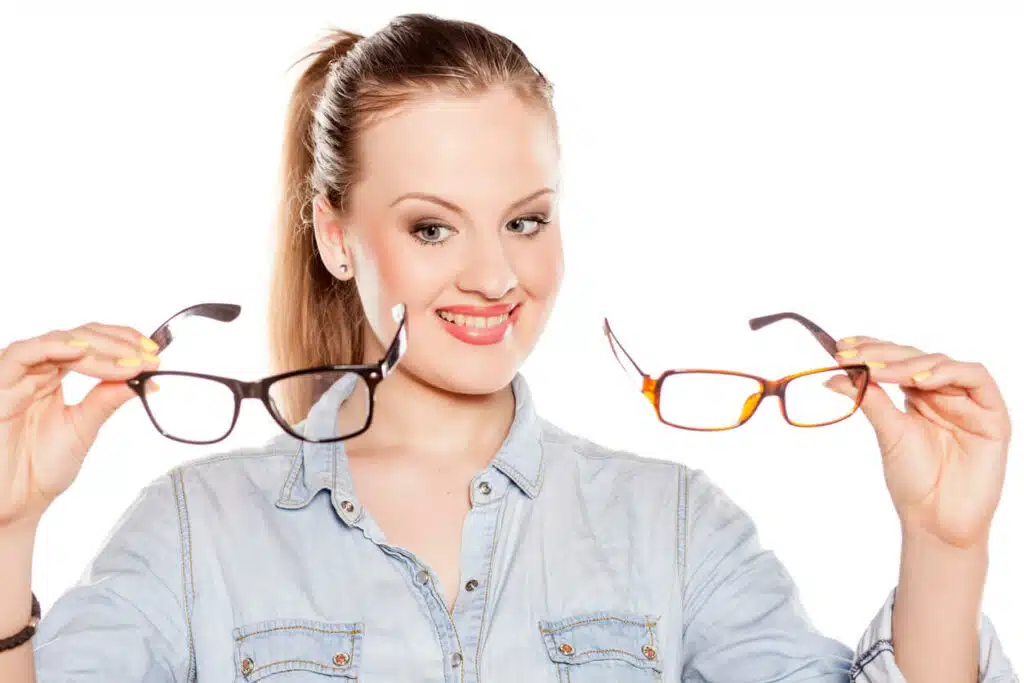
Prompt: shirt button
<box><xmin>240</xmin><ymin>657</ymin><xmax>254</xmax><ymax>675</ymax></box>
<box><xmin>450</xmin><ymin>652</ymin><xmax>463</xmax><ymax>667</ymax></box>
<box><xmin>414</xmin><ymin>569</ymin><xmax>429</xmax><ymax>585</ymax></box>
<box><xmin>465</xmin><ymin>579</ymin><xmax>479</xmax><ymax>592</ymax></box>
<box><xmin>477</xmin><ymin>481</ymin><xmax>492</xmax><ymax>496</ymax></box>
<box><xmin>642</xmin><ymin>645</ymin><xmax>657</xmax><ymax>660</ymax></box>
<box><xmin>340</xmin><ymin>500</ymin><xmax>355</xmax><ymax>513</ymax></box>
<box><xmin>333</xmin><ymin>652</ymin><xmax>350</xmax><ymax>666</ymax></box>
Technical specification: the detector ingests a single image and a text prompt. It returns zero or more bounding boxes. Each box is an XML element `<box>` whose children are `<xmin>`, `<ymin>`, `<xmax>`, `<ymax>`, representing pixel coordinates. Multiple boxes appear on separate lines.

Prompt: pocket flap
<box><xmin>232</xmin><ymin>618</ymin><xmax>363</xmax><ymax>681</ymax></box>
<box><xmin>538</xmin><ymin>611</ymin><xmax>662</xmax><ymax>671</ymax></box>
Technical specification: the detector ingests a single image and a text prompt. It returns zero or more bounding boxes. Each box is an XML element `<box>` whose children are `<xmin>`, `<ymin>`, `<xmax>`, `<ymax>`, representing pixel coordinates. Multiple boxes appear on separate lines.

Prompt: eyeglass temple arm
<box><xmin>748</xmin><ymin>311</ymin><xmax>839</xmax><ymax>356</ymax></box>
<box><xmin>147</xmin><ymin>303</ymin><xmax>242</xmax><ymax>353</ymax></box>
<box><xmin>380</xmin><ymin>303</ymin><xmax>408</xmax><ymax>377</ymax></box>
<box><xmin>602</xmin><ymin>318</ymin><xmax>649</xmax><ymax>391</ymax></box>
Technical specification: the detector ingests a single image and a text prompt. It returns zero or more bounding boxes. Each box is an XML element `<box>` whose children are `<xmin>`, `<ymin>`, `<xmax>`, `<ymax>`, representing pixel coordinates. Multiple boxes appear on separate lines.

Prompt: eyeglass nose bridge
<box><xmin>736</xmin><ymin>377</ymin><xmax>789</xmax><ymax>424</ymax></box>
<box><xmin>236</xmin><ymin>381</ymin><xmax>264</xmax><ymax>400</ymax></box>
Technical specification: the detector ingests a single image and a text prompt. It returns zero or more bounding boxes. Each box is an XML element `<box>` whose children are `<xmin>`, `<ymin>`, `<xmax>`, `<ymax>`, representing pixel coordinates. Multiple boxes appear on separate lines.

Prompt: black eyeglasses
<box><xmin>126</xmin><ymin>302</ymin><xmax>408</xmax><ymax>445</ymax></box>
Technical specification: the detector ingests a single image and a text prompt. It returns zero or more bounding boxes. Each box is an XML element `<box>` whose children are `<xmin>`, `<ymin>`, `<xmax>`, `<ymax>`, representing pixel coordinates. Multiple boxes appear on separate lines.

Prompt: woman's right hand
<box><xmin>0</xmin><ymin>324</ymin><xmax>161</xmax><ymax>530</ymax></box>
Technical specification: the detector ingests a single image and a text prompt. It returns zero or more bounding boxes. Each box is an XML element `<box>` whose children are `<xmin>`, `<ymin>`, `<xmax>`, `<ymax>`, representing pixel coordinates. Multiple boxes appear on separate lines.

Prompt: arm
<box><xmin>0</xmin><ymin>521</ymin><xmax>38</xmax><ymax>681</ymax></box>
<box><xmin>678</xmin><ymin>467</ymin><xmax>852</xmax><ymax>682</ymax></box>
<box><xmin>677</xmin><ymin>467</ymin><xmax>1017</xmax><ymax>683</ymax></box>
<box><xmin>15</xmin><ymin>473</ymin><xmax>190</xmax><ymax>682</ymax></box>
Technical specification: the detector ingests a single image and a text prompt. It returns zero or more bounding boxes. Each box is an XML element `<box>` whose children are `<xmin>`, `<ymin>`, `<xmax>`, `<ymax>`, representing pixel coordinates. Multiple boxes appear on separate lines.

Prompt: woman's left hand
<box><xmin>825</xmin><ymin>336</ymin><xmax>1011</xmax><ymax>549</ymax></box>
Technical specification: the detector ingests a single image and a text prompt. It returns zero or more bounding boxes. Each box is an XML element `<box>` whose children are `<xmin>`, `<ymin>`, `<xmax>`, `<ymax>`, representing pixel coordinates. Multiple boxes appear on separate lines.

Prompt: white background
<box><xmin>2</xmin><ymin>1</ymin><xmax>1021</xmax><ymax>666</ymax></box>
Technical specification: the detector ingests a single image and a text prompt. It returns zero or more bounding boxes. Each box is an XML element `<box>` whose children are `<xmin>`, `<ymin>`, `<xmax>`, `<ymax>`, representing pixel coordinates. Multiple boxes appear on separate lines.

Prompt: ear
<box><xmin>312</xmin><ymin>194</ymin><xmax>354</xmax><ymax>281</ymax></box>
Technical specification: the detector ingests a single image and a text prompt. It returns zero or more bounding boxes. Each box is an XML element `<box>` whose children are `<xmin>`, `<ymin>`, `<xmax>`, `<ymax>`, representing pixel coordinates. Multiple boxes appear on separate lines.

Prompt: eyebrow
<box><xmin>389</xmin><ymin>187</ymin><xmax>555</xmax><ymax>217</ymax></box>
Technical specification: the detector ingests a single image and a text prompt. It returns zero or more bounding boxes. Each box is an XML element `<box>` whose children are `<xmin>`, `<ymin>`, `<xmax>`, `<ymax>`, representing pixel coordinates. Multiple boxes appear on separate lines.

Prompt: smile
<box><xmin>434</xmin><ymin>304</ymin><xmax>520</xmax><ymax>346</ymax></box>
<box><xmin>436</xmin><ymin>310</ymin><xmax>510</xmax><ymax>328</ymax></box>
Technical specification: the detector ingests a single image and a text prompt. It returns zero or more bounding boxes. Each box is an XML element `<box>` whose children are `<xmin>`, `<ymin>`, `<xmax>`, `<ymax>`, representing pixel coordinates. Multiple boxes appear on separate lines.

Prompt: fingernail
<box><xmin>839</xmin><ymin>336</ymin><xmax>857</xmax><ymax>345</ymax></box>
<box><xmin>837</xmin><ymin>349</ymin><xmax>858</xmax><ymax>359</ymax></box>
<box><xmin>912</xmin><ymin>370</ymin><xmax>931</xmax><ymax>382</ymax></box>
<box><xmin>866</xmin><ymin>361</ymin><xmax>886</xmax><ymax>369</ymax></box>
<box><xmin>68</xmin><ymin>338</ymin><xmax>90</xmax><ymax>348</ymax></box>
<box><xmin>140</xmin><ymin>337</ymin><xmax>159</xmax><ymax>353</ymax></box>
<box><xmin>141</xmin><ymin>352</ymin><xmax>160</xmax><ymax>364</ymax></box>
<box><xmin>149</xmin><ymin>380</ymin><xmax>160</xmax><ymax>393</ymax></box>
<box><xmin>117</xmin><ymin>357</ymin><xmax>142</xmax><ymax>367</ymax></box>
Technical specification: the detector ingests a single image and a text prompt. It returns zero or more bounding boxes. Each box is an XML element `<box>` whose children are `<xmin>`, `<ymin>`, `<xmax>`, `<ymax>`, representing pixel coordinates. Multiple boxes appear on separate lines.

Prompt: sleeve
<box><xmin>31</xmin><ymin>471</ymin><xmax>192</xmax><ymax>682</ymax></box>
<box><xmin>677</xmin><ymin>467</ymin><xmax>1018</xmax><ymax>683</ymax></box>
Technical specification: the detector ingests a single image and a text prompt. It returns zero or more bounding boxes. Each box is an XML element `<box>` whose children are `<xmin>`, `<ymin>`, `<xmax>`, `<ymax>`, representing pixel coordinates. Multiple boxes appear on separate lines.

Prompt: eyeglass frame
<box><xmin>125</xmin><ymin>302</ymin><xmax>408</xmax><ymax>445</ymax></box>
<box><xmin>602</xmin><ymin>311</ymin><xmax>871</xmax><ymax>431</ymax></box>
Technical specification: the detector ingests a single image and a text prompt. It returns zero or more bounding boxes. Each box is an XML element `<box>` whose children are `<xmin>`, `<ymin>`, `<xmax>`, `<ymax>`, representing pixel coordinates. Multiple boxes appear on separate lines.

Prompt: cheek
<box><xmin>515</xmin><ymin>233</ymin><xmax>564</xmax><ymax>299</ymax></box>
<box><xmin>361</xmin><ymin>231</ymin><xmax>451</xmax><ymax>305</ymax></box>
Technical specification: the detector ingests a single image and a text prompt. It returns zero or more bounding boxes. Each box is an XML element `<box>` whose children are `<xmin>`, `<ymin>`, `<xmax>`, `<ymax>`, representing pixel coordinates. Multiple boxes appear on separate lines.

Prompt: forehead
<box><xmin>355</xmin><ymin>87</ymin><xmax>559</xmax><ymax>203</ymax></box>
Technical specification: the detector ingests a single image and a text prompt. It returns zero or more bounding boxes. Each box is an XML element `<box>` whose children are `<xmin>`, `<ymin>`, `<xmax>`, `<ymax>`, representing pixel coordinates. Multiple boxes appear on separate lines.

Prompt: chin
<box><xmin>415</xmin><ymin>357</ymin><xmax>522</xmax><ymax>396</ymax></box>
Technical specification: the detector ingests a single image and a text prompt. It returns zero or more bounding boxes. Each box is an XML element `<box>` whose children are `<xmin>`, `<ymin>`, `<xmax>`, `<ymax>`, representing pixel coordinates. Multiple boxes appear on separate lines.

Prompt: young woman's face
<box><xmin>319</xmin><ymin>86</ymin><xmax>563</xmax><ymax>395</ymax></box>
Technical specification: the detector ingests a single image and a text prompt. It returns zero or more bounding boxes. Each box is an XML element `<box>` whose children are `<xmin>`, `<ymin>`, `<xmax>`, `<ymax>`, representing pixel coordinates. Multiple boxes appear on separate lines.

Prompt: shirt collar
<box><xmin>275</xmin><ymin>372</ymin><xmax>545</xmax><ymax>510</ymax></box>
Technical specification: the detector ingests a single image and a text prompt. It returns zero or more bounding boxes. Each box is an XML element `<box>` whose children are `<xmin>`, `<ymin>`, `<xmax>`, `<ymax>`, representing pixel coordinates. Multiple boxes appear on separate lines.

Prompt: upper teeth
<box><xmin>437</xmin><ymin>310</ymin><xmax>511</xmax><ymax>328</ymax></box>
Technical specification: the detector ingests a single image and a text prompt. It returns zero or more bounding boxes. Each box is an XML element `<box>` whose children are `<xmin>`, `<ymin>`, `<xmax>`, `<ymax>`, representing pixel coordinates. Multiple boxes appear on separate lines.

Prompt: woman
<box><xmin>0</xmin><ymin>13</ymin><xmax>1016</xmax><ymax>682</ymax></box>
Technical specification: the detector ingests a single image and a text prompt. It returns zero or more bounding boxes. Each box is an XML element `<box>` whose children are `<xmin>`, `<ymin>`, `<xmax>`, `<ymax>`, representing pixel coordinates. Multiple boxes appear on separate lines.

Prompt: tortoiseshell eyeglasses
<box><xmin>125</xmin><ymin>302</ymin><xmax>408</xmax><ymax>445</ymax></box>
<box><xmin>603</xmin><ymin>312</ymin><xmax>870</xmax><ymax>431</ymax></box>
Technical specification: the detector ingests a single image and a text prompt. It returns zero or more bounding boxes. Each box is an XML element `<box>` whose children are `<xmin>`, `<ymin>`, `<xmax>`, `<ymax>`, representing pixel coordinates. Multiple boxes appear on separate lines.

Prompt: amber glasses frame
<box><xmin>602</xmin><ymin>311</ymin><xmax>871</xmax><ymax>431</ymax></box>
<box><xmin>125</xmin><ymin>302</ymin><xmax>408</xmax><ymax>445</ymax></box>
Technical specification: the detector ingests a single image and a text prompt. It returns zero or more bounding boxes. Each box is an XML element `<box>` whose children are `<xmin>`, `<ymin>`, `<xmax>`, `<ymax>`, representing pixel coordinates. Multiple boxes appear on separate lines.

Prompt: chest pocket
<box><xmin>232</xmin><ymin>618</ymin><xmax>363</xmax><ymax>681</ymax></box>
<box><xmin>539</xmin><ymin>611</ymin><xmax>663</xmax><ymax>682</ymax></box>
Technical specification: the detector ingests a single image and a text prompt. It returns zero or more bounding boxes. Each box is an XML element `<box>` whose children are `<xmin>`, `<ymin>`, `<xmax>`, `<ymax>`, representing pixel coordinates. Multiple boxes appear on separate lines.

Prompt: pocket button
<box><xmin>333</xmin><ymin>652</ymin><xmax>350</xmax><ymax>666</ymax></box>
<box><xmin>241</xmin><ymin>657</ymin><xmax>254</xmax><ymax>675</ymax></box>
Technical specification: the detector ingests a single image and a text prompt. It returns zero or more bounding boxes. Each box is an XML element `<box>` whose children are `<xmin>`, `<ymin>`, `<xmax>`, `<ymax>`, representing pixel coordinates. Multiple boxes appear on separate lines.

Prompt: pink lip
<box><xmin>436</xmin><ymin>304</ymin><xmax>520</xmax><ymax>346</ymax></box>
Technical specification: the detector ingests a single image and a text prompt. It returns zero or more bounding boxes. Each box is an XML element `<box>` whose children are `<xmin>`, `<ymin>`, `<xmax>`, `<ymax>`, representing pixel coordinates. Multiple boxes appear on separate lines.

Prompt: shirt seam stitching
<box><xmin>172</xmin><ymin>468</ymin><xmax>197</xmax><ymax>682</ymax></box>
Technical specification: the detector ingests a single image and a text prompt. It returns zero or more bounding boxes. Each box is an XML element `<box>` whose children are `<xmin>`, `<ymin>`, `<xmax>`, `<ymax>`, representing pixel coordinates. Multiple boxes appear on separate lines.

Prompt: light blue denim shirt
<box><xmin>33</xmin><ymin>373</ymin><xmax>1016</xmax><ymax>682</ymax></box>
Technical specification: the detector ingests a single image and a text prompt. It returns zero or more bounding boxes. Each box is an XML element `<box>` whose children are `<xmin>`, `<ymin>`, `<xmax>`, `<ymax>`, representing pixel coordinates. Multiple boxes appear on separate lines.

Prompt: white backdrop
<box><xmin>2</xmin><ymin>1</ymin><xmax>1021</xmax><ymax>665</ymax></box>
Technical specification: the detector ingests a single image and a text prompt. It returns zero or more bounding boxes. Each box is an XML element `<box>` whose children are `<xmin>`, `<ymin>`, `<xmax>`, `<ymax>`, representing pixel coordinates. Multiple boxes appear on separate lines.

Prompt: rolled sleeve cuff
<box><xmin>851</xmin><ymin>589</ymin><xmax>1018</xmax><ymax>683</ymax></box>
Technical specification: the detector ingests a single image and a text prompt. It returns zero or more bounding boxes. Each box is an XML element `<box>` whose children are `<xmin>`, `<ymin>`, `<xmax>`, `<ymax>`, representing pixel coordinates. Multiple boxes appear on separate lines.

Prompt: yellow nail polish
<box><xmin>837</xmin><ymin>349</ymin><xmax>858</xmax><ymax>359</ymax></box>
<box><xmin>140</xmin><ymin>337</ymin><xmax>159</xmax><ymax>353</ymax></box>
<box><xmin>912</xmin><ymin>370</ymin><xmax>931</xmax><ymax>382</ymax></box>
<box><xmin>839</xmin><ymin>336</ymin><xmax>857</xmax><ymax>345</ymax></box>
<box><xmin>68</xmin><ymin>338</ymin><xmax>90</xmax><ymax>348</ymax></box>
<box><xmin>117</xmin><ymin>357</ymin><xmax>142</xmax><ymax>367</ymax></box>
<box><xmin>866</xmin><ymin>361</ymin><xmax>886</xmax><ymax>368</ymax></box>
<box><xmin>141</xmin><ymin>353</ymin><xmax>160</xmax><ymax>364</ymax></box>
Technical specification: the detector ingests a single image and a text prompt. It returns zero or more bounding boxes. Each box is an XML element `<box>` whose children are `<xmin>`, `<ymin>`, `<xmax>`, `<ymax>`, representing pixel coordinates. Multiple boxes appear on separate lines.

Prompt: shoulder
<box><xmin>536</xmin><ymin>413</ymin><xmax>688</xmax><ymax>479</ymax></box>
<box><xmin>133</xmin><ymin>431</ymin><xmax>304</xmax><ymax>522</ymax></box>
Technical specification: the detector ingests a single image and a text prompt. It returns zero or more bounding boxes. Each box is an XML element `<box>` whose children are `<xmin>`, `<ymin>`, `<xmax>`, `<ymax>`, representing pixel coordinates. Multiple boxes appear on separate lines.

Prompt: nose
<box><xmin>455</xmin><ymin>232</ymin><xmax>518</xmax><ymax>300</ymax></box>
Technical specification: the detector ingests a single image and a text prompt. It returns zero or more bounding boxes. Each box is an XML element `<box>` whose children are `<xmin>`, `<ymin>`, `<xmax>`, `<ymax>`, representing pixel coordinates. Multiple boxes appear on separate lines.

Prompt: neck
<box><xmin>342</xmin><ymin>368</ymin><xmax>516</xmax><ymax>465</ymax></box>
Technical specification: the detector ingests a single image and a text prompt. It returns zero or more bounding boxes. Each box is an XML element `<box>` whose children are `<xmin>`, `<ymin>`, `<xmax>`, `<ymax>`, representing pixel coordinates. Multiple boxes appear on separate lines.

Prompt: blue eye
<box><xmin>507</xmin><ymin>215</ymin><xmax>550</xmax><ymax>236</ymax></box>
<box><xmin>412</xmin><ymin>223</ymin><xmax>454</xmax><ymax>245</ymax></box>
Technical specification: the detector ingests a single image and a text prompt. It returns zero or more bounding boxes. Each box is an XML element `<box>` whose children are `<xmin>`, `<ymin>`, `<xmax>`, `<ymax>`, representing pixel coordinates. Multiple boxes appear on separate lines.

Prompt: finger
<box><xmin>836</xmin><ymin>349</ymin><xmax>967</xmax><ymax>395</ymax></box>
<box><xmin>1</xmin><ymin>330</ymin><xmax>160</xmax><ymax>394</ymax></box>
<box><xmin>67</xmin><ymin>326</ymin><xmax>161</xmax><ymax>366</ymax></box>
<box><xmin>824</xmin><ymin>374</ymin><xmax>904</xmax><ymax>435</ymax></box>
<box><xmin>902</xmin><ymin>387</ymin><xmax>1004</xmax><ymax>440</ymax></box>
<box><xmin>80</xmin><ymin>322</ymin><xmax>160</xmax><ymax>354</ymax></box>
<box><xmin>0</xmin><ymin>332</ymin><xmax>90</xmax><ymax>388</ymax></box>
<box><xmin>834</xmin><ymin>340</ymin><xmax>926</xmax><ymax>365</ymax></box>
<box><xmin>0</xmin><ymin>370</ymin><xmax>59</xmax><ymax>420</ymax></box>
<box><xmin>908</xmin><ymin>359</ymin><xmax>1007</xmax><ymax>415</ymax></box>
<box><xmin>65</xmin><ymin>380</ymin><xmax>141</xmax><ymax>449</ymax></box>
<box><xmin>52</xmin><ymin>327</ymin><xmax>162</xmax><ymax>382</ymax></box>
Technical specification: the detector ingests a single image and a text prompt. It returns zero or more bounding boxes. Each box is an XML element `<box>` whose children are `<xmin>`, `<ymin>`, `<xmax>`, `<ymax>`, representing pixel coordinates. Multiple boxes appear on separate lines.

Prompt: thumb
<box><xmin>66</xmin><ymin>380</ymin><xmax>141</xmax><ymax>447</ymax></box>
<box><xmin>824</xmin><ymin>375</ymin><xmax>906</xmax><ymax>450</ymax></box>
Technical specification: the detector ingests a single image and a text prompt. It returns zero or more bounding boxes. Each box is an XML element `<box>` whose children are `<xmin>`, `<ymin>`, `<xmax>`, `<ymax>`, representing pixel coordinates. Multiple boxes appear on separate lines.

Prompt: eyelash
<box><xmin>410</xmin><ymin>214</ymin><xmax>551</xmax><ymax>246</ymax></box>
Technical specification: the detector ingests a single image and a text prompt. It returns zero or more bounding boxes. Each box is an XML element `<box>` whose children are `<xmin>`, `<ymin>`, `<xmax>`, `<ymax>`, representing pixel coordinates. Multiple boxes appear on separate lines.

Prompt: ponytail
<box><xmin>268</xmin><ymin>30</ymin><xmax>364</xmax><ymax>425</ymax></box>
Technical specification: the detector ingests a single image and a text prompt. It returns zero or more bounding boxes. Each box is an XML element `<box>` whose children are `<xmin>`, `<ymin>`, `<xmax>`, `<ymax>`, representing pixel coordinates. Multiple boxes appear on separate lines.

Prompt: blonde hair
<box><xmin>268</xmin><ymin>13</ymin><xmax>555</xmax><ymax>424</ymax></box>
